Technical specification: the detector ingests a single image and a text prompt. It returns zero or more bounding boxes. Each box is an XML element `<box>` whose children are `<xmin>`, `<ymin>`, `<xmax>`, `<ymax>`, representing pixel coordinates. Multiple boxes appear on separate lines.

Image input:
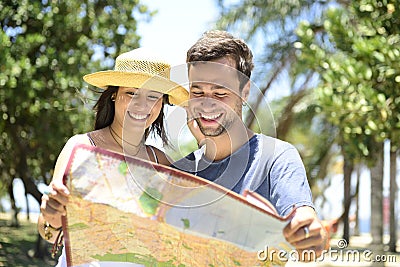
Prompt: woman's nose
<box><xmin>129</xmin><ymin>94</ymin><xmax>147</xmax><ymax>109</ymax></box>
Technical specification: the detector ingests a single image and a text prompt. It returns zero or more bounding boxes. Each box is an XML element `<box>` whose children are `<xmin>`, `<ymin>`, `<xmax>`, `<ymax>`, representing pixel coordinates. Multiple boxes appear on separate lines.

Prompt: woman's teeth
<box><xmin>129</xmin><ymin>112</ymin><xmax>148</xmax><ymax>120</ymax></box>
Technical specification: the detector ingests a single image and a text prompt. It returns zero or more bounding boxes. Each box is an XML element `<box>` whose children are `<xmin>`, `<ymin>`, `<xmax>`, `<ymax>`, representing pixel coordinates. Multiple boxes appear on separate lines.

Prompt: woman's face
<box><xmin>114</xmin><ymin>87</ymin><xmax>164</xmax><ymax>132</ymax></box>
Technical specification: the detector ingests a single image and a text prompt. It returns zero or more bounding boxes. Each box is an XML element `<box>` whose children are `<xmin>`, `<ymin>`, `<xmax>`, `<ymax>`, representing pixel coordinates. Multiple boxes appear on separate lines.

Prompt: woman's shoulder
<box><xmin>50</xmin><ymin>133</ymin><xmax>93</xmax><ymax>183</ymax></box>
<box><xmin>57</xmin><ymin>133</ymin><xmax>92</xmax><ymax>159</ymax></box>
<box><xmin>148</xmin><ymin>146</ymin><xmax>171</xmax><ymax>166</ymax></box>
<box><xmin>66</xmin><ymin>133</ymin><xmax>93</xmax><ymax>146</ymax></box>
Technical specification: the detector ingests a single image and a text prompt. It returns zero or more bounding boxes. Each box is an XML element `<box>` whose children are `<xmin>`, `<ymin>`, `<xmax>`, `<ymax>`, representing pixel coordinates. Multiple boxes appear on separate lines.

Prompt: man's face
<box><xmin>188</xmin><ymin>57</ymin><xmax>244</xmax><ymax>137</ymax></box>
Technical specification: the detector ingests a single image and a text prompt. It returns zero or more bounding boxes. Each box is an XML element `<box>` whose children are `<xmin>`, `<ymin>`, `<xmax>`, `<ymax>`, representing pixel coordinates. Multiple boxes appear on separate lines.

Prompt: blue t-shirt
<box><xmin>172</xmin><ymin>134</ymin><xmax>314</xmax><ymax>216</ymax></box>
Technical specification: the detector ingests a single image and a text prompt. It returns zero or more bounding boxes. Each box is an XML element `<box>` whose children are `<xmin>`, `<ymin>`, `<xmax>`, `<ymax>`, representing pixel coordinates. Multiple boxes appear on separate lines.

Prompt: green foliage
<box><xmin>0</xmin><ymin>1</ymin><xmax>152</xmax><ymax>198</ymax></box>
<box><xmin>217</xmin><ymin>0</ymin><xmax>322</xmax><ymax>37</ymax></box>
<box><xmin>216</xmin><ymin>0</ymin><xmax>331</xmax><ymax>66</ymax></box>
<box><xmin>295</xmin><ymin>0</ymin><xmax>400</xmax><ymax>162</ymax></box>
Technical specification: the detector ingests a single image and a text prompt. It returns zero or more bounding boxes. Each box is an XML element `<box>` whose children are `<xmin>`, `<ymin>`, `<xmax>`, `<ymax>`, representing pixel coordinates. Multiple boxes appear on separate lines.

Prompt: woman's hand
<box><xmin>40</xmin><ymin>181</ymin><xmax>70</xmax><ymax>229</ymax></box>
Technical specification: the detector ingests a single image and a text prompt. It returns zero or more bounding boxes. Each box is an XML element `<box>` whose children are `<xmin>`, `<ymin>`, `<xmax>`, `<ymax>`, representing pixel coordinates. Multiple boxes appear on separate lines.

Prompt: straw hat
<box><xmin>83</xmin><ymin>48</ymin><xmax>188</xmax><ymax>105</ymax></box>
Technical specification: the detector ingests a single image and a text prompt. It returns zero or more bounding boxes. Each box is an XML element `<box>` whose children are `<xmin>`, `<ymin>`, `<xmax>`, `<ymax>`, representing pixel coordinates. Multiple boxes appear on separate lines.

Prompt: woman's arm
<box><xmin>37</xmin><ymin>134</ymin><xmax>89</xmax><ymax>243</ymax></box>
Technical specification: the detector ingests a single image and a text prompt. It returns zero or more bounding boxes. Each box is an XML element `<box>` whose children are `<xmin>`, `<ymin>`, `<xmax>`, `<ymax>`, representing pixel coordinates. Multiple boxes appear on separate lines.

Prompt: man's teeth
<box><xmin>130</xmin><ymin>113</ymin><xmax>148</xmax><ymax>120</ymax></box>
<box><xmin>201</xmin><ymin>113</ymin><xmax>221</xmax><ymax>120</ymax></box>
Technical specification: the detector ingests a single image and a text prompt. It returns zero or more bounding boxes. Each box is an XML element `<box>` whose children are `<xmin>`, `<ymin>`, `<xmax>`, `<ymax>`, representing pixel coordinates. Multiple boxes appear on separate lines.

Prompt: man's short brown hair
<box><xmin>186</xmin><ymin>30</ymin><xmax>254</xmax><ymax>90</ymax></box>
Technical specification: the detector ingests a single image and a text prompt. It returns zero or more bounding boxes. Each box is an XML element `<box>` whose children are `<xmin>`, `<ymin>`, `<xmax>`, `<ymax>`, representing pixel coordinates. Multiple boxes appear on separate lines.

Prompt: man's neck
<box><xmin>203</xmin><ymin>127</ymin><xmax>254</xmax><ymax>161</ymax></box>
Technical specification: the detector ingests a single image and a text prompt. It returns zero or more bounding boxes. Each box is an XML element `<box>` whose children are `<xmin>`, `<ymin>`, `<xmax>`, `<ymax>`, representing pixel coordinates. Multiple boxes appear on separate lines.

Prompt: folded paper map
<box><xmin>62</xmin><ymin>144</ymin><xmax>294</xmax><ymax>267</ymax></box>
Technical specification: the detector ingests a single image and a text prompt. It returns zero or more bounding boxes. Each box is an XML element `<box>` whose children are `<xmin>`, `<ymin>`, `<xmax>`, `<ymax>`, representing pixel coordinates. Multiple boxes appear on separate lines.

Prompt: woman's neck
<box><xmin>108</xmin><ymin>124</ymin><xmax>146</xmax><ymax>156</ymax></box>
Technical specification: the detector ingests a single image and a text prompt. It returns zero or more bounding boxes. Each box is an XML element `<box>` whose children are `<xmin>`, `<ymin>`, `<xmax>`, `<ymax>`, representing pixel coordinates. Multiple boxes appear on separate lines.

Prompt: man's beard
<box><xmin>195</xmin><ymin>117</ymin><xmax>231</xmax><ymax>136</ymax></box>
<box><xmin>195</xmin><ymin>101</ymin><xmax>242</xmax><ymax>137</ymax></box>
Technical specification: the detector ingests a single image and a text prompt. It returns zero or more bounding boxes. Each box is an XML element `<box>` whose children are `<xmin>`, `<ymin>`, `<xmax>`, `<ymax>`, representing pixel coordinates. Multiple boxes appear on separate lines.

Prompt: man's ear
<box><xmin>241</xmin><ymin>81</ymin><xmax>250</xmax><ymax>103</ymax></box>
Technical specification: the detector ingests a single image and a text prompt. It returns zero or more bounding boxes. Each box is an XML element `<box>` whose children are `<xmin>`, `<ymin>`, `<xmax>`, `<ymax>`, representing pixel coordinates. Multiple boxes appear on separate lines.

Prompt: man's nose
<box><xmin>199</xmin><ymin>96</ymin><xmax>219</xmax><ymax>109</ymax></box>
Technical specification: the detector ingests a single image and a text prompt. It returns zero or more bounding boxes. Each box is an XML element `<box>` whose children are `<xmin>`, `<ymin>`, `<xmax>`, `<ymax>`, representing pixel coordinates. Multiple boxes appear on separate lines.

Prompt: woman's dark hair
<box><xmin>148</xmin><ymin>94</ymin><xmax>170</xmax><ymax>146</ymax></box>
<box><xmin>93</xmin><ymin>86</ymin><xmax>118</xmax><ymax>130</ymax></box>
<box><xmin>93</xmin><ymin>86</ymin><xmax>170</xmax><ymax>146</ymax></box>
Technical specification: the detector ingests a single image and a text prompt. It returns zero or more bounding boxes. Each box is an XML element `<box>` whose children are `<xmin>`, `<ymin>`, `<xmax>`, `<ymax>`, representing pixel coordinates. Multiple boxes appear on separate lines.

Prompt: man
<box><xmin>172</xmin><ymin>30</ymin><xmax>329</xmax><ymax>261</ymax></box>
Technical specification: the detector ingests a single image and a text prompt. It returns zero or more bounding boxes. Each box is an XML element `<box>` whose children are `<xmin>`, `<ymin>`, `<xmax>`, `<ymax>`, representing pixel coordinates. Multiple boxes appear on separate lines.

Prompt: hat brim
<box><xmin>83</xmin><ymin>71</ymin><xmax>188</xmax><ymax>106</ymax></box>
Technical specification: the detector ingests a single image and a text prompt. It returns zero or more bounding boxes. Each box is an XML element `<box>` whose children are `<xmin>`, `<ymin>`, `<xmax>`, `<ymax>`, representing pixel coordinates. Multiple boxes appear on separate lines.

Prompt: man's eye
<box><xmin>215</xmin><ymin>93</ymin><xmax>227</xmax><ymax>98</ymax></box>
<box><xmin>191</xmin><ymin>91</ymin><xmax>203</xmax><ymax>96</ymax></box>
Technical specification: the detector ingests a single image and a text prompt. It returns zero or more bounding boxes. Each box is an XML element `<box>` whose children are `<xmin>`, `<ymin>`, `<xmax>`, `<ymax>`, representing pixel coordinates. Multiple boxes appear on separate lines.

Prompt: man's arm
<box><xmin>265</xmin><ymin>140</ymin><xmax>329</xmax><ymax>260</ymax></box>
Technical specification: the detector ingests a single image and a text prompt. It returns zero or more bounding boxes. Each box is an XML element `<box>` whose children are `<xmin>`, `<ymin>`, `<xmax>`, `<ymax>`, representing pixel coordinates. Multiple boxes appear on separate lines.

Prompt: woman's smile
<box><xmin>127</xmin><ymin>111</ymin><xmax>150</xmax><ymax>121</ymax></box>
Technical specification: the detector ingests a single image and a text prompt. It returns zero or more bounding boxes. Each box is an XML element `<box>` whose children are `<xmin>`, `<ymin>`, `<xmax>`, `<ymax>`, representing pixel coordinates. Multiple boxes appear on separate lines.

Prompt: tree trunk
<box><xmin>389</xmin><ymin>148</ymin><xmax>398</xmax><ymax>252</ymax></box>
<box><xmin>25</xmin><ymin>192</ymin><xmax>30</xmax><ymax>221</ymax></box>
<box><xmin>275</xmin><ymin>87</ymin><xmax>309</xmax><ymax>140</ymax></box>
<box><xmin>21</xmin><ymin>175</ymin><xmax>42</xmax><ymax>204</ymax></box>
<box><xmin>370</xmin><ymin>142</ymin><xmax>384</xmax><ymax>267</ymax></box>
<box><xmin>342</xmin><ymin>152</ymin><xmax>353</xmax><ymax>243</ymax></box>
<box><xmin>33</xmin><ymin>234</ymin><xmax>49</xmax><ymax>259</ymax></box>
<box><xmin>354</xmin><ymin>165</ymin><xmax>361</xmax><ymax>236</ymax></box>
<box><xmin>8</xmin><ymin>178</ymin><xmax>20</xmax><ymax>227</ymax></box>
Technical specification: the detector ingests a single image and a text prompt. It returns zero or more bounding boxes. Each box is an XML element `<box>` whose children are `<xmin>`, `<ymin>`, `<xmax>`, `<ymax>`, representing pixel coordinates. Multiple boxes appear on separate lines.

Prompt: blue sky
<box><xmin>137</xmin><ymin>0</ymin><xmax>220</xmax><ymax>66</ymax></box>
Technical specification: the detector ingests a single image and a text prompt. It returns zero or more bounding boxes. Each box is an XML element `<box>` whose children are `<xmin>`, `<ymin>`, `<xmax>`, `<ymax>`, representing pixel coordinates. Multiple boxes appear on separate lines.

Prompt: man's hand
<box><xmin>186</xmin><ymin>111</ymin><xmax>206</xmax><ymax>147</ymax></box>
<box><xmin>283</xmin><ymin>206</ymin><xmax>329</xmax><ymax>262</ymax></box>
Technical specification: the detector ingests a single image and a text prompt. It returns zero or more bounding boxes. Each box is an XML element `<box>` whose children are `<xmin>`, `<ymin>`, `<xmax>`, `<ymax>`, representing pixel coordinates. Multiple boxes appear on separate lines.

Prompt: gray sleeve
<box><xmin>268</xmin><ymin>144</ymin><xmax>314</xmax><ymax>216</ymax></box>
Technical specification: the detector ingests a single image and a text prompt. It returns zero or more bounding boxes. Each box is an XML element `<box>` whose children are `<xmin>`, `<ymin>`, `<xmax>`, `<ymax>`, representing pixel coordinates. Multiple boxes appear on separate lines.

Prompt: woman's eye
<box><xmin>148</xmin><ymin>95</ymin><xmax>161</xmax><ymax>101</ymax></box>
<box><xmin>127</xmin><ymin>91</ymin><xmax>139</xmax><ymax>97</ymax></box>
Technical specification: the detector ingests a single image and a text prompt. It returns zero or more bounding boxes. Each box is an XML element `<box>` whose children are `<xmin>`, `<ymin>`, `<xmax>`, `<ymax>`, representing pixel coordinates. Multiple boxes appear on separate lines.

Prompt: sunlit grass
<box><xmin>0</xmin><ymin>214</ymin><xmax>56</xmax><ymax>267</ymax></box>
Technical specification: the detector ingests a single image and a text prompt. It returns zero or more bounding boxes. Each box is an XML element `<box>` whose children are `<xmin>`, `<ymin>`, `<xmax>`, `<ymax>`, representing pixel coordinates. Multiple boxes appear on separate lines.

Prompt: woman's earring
<box><xmin>111</xmin><ymin>93</ymin><xmax>116</xmax><ymax>101</ymax></box>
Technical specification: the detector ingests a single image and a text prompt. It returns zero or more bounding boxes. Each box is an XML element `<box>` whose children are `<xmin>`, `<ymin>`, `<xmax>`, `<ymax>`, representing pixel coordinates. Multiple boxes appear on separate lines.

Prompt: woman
<box><xmin>37</xmin><ymin>48</ymin><xmax>188</xmax><ymax>264</ymax></box>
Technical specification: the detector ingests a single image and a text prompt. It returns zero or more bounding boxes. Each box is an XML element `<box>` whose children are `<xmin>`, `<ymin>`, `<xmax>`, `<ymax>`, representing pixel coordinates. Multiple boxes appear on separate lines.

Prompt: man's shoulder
<box><xmin>171</xmin><ymin>151</ymin><xmax>197</xmax><ymax>172</ymax></box>
<box><xmin>255</xmin><ymin>134</ymin><xmax>304</xmax><ymax>167</ymax></box>
<box><xmin>255</xmin><ymin>134</ymin><xmax>296</xmax><ymax>151</ymax></box>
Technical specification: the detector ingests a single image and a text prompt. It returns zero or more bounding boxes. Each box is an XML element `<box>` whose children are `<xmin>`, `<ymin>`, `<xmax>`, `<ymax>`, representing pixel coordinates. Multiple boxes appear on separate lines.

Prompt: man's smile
<box><xmin>200</xmin><ymin>112</ymin><xmax>223</xmax><ymax>121</ymax></box>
